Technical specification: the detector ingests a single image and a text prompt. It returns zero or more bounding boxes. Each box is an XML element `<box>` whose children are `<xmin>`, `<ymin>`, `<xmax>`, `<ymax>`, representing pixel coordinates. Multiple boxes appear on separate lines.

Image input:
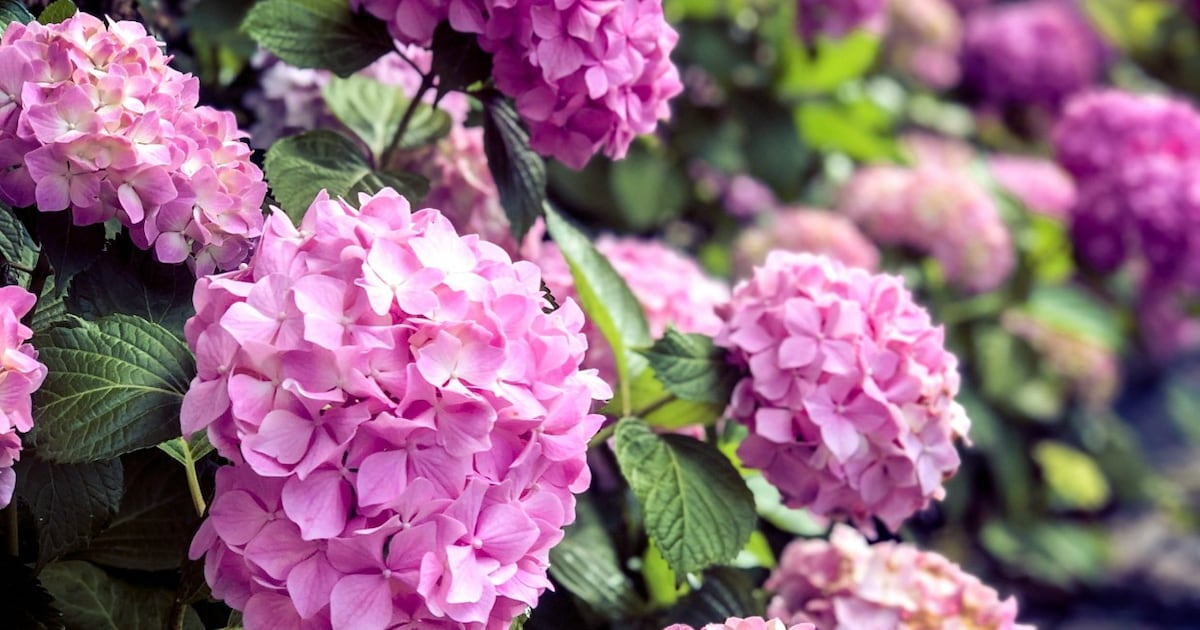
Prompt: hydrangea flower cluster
<box><xmin>734</xmin><ymin>207</ymin><xmax>880</xmax><ymax>277</ymax></box>
<box><xmin>0</xmin><ymin>286</ymin><xmax>46</xmax><ymax>509</ymax></box>
<box><xmin>716</xmin><ymin>252</ymin><xmax>970</xmax><ymax>532</ymax></box>
<box><xmin>796</xmin><ymin>0</ymin><xmax>888</xmax><ymax>41</ymax></box>
<box><xmin>665</xmin><ymin>617</ymin><xmax>814</xmax><ymax>630</ymax></box>
<box><xmin>838</xmin><ymin>165</ymin><xmax>1014</xmax><ymax>292</ymax></box>
<box><xmin>961</xmin><ymin>0</ymin><xmax>1104</xmax><ymax>113</ymax></box>
<box><xmin>987</xmin><ymin>154</ymin><xmax>1077</xmax><ymax>220</ymax></box>
<box><xmin>766</xmin><ymin>525</ymin><xmax>1032</xmax><ymax>629</ymax></box>
<box><xmin>0</xmin><ymin>14</ymin><xmax>266</xmax><ymax>274</ymax></box>
<box><xmin>183</xmin><ymin>188</ymin><xmax>611</xmax><ymax>628</ymax></box>
<box><xmin>1001</xmin><ymin>309</ymin><xmax>1118</xmax><ymax>408</ymax></box>
<box><xmin>1053</xmin><ymin>89</ymin><xmax>1200</xmax><ymax>288</ymax></box>
<box><xmin>352</xmin><ymin>0</ymin><xmax>684</xmax><ymax>169</ymax></box>
<box><xmin>884</xmin><ymin>0</ymin><xmax>963</xmax><ymax>89</ymax></box>
<box><xmin>534</xmin><ymin>235</ymin><xmax>729</xmax><ymax>384</ymax></box>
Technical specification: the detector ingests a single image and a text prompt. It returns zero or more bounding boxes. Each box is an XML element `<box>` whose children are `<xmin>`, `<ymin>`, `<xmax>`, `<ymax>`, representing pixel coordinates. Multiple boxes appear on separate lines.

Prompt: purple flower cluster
<box><xmin>716</xmin><ymin>252</ymin><xmax>970</xmax><ymax>532</ymax></box>
<box><xmin>0</xmin><ymin>14</ymin><xmax>266</xmax><ymax>274</ymax></box>
<box><xmin>1053</xmin><ymin>89</ymin><xmax>1200</xmax><ymax>287</ymax></box>
<box><xmin>796</xmin><ymin>0</ymin><xmax>888</xmax><ymax>41</ymax></box>
<box><xmin>184</xmin><ymin>188</ymin><xmax>610</xmax><ymax>628</ymax></box>
<box><xmin>0</xmin><ymin>286</ymin><xmax>46</xmax><ymax>508</ymax></box>
<box><xmin>352</xmin><ymin>0</ymin><xmax>683</xmax><ymax>169</ymax></box>
<box><xmin>961</xmin><ymin>0</ymin><xmax>1104</xmax><ymax>113</ymax></box>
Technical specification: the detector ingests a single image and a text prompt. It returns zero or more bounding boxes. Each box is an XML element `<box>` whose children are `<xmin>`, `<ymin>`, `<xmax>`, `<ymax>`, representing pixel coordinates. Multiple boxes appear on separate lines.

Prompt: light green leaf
<box><xmin>14</xmin><ymin>458</ymin><xmax>123</xmax><ymax>567</ymax></box>
<box><xmin>323</xmin><ymin>75</ymin><xmax>451</xmax><ymax>162</ymax></box>
<box><xmin>1023</xmin><ymin>285</ymin><xmax>1123</xmax><ymax>351</ymax></box>
<box><xmin>42</xmin><ymin>561</ymin><xmax>202</xmax><ymax>630</ymax></box>
<box><xmin>638</xmin><ymin>329</ymin><xmax>739</xmax><ymax>404</ymax></box>
<box><xmin>264</xmin><ymin>130</ymin><xmax>428</xmax><ymax>219</ymax></box>
<box><xmin>0</xmin><ymin>0</ymin><xmax>34</xmax><ymax>27</ymax></box>
<box><xmin>777</xmin><ymin>31</ymin><xmax>881</xmax><ymax>96</ymax></box>
<box><xmin>157</xmin><ymin>433</ymin><xmax>214</xmax><ymax>469</ymax></box>
<box><xmin>745</xmin><ymin>475</ymin><xmax>825</xmax><ymax>536</ymax></box>
<box><xmin>1033</xmin><ymin>440</ymin><xmax>1111</xmax><ymax>511</ymax></box>
<box><xmin>796</xmin><ymin>101</ymin><xmax>899</xmax><ymax>161</ymax></box>
<box><xmin>482</xmin><ymin>95</ymin><xmax>546</xmax><ymax>240</ymax></box>
<box><xmin>642</xmin><ymin>539</ymin><xmax>683</xmax><ymax>606</ymax></box>
<box><xmin>548</xmin><ymin>495</ymin><xmax>645</xmax><ymax>619</ymax></box>
<box><xmin>600</xmin><ymin>366</ymin><xmax>722</xmax><ymax>430</ymax></box>
<box><xmin>544</xmin><ymin>206</ymin><xmax>650</xmax><ymax>397</ymax></box>
<box><xmin>614</xmin><ymin>417</ymin><xmax>755</xmax><ymax>576</ymax></box>
<box><xmin>241</xmin><ymin>0</ymin><xmax>393</xmax><ymax>77</ymax></box>
<box><xmin>32</xmin><ymin>314</ymin><xmax>194</xmax><ymax>463</ymax></box>
<box><xmin>37</xmin><ymin>0</ymin><xmax>76</xmax><ymax>24</ymax></box>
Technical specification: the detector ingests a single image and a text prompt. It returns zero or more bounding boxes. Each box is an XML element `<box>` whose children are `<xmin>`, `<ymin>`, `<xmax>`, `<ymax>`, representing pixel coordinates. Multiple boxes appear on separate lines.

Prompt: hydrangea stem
<box><xmin>182</xmin><ymin>444</ymin><xmax>206</xmax><ymax>517</ymax></box>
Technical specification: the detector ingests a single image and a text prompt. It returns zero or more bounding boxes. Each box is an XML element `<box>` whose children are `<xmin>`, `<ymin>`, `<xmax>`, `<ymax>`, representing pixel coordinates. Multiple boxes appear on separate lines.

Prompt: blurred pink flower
<box><xmin>665</xmin><ymin>617</ymin><xmax>815</xmax><ymax>630</ymax></box>
<box><xmin>987</xmin><ymin>154</ymin><xmax>1076</xmax><ymax>220</ymax></box>
<box><xmin>734</xmin><ymin>207</ymin><xmax>880</xmax><ymax>277</ymax></box>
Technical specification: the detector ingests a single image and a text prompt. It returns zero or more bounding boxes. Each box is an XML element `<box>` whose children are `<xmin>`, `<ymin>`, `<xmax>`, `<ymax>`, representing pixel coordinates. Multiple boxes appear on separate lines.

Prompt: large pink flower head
<box><xmin>0</xmin><ymin>285</ymin><xmax>46</xmax><ymax>508</ymax></box>
<box><xmin>987</xmin><ymin>154</ymin><xmax>1076</xmax><ymax>220</ymax></box>
<box><xmin>839</xmin><ymin>165</ymin><xmax>1015</xmax><ymax>293</ymax></box>
<box><xmin>0</xmin><ymin>14</ymin><xmax>266</xmax><ymax>275</ymax></box>
<box><xmin>734</xmin><ymin>207</ymin><xmax>880</xmax><ymax>277</ymax></box>
<box><xmin>183</xmin><ymin>187</ymin><xmax>611</xmax><ymax>628</ymax></box>
<box><xmin>1053</xmin><ymin>89</ymin><xmax>1200</xmax><ymax>287</ymax></box>
<box><xmin>533</xmin><ymin>235</ymin><xmax>730</xmax><ymax>384</ymax></box>
<box><xmin>665</xmin><ymin>617</ymin><xmax>815</xmax><ymax>630</ymax></box>
<box><xmin>716</xmin><ymin>252</ymin><xmax>970</xmax><ymax>532</ymax></box>
<box><xmin>766</xmin><ymin>525</ymin><xmax>1032</xmax><ymax>629</ymax></box>
<box><xmin>960</xmin><ymin>0</ymin><xmax>1104</xmax><ymax>113</ymax></box>
<box><xmin>351</xmin><ymin>0</ymin><xmax>683</xmax><ymax>169</ymax></box>
<box><xmin>796</xmin><ymin>0</ymin><xmax>888</xmax><ymax>40</ymax></box>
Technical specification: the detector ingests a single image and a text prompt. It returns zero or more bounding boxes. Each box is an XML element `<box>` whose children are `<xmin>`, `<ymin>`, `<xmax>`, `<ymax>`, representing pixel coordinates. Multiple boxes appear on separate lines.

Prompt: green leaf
<box><xmin>548</xmin><ymin>495</ymin><xmax>645</xmax><ymax>619</ymax></box>
<box><xmin>638</xmin><ymin>329</ymin><xmax>739</xmax><ymax>404</ymax></box>
<box><xmin>482</xmin><ymin>95</ymin><xmax>546</xmax><ymax>240</ymax></box>
<box><xmin>1033</xmin><ymin>441</ymin><xmax>1111</xmax><ymax>511</ymax></box>
<box><xmin>32</xmin><ymin>314</ymin><xmax>194</xmax><ymax>463</ymax></box>
<box><xmin>613</xmin><ymin>417</ymin><xmax>755</xmax><ymax>576</ymax></box>
<box><xmin>264</xmin><ymin>130</ymin><xmax>428</xmax><ymax>219</ymax></box>
<box><xmin>0</xmin><ymin>0</ymin><xmax>34</xmax><ymax>27</ymax></box>
<box><xmin>157</xmin><ymin>433</ymin><xmax>214</xmax><ymax>469</ymax></box>
<box><xmin>14</xmin><ymin>457</ymin><xmax>123</xmax><ymax>566</ymax></box>
<box><xmin>745</xmin><ymin>475</ymin><xmax>825</xmax><ymax>536</ymax></box>
<box><xmin>1023</xmin><ymin>285</ymin><xmax>1123</xmax><ymax>351</ymax></box>
<box><xmin>601</xmin><ymin>366</ymin><xmax>722</xmax><ymax>430</ymax></box>
<box><xmin>241</xmin><ymin>0</ymin><xmax>394</xmax><ymax>77</ymax></box>
<box><xmin>776</xmin><ymin>31</ymin><xmax>880</xmax><ymax>95</ymax></box>
<box><xmin>544</xmin><ymin>206</ymin><xmax>651</xmax><ymax>394</ymax></box>
<box><xmin>430</xmin><ymin>22</ymin><xmax>493</xmax><ymax>97</ymax></box>
<box><xmin>609</xmin><ymin>143</ymin><xmax>688</xmax><ymax>231</ymax></box>
<box><xmin>81</xmin><ymin>451</ymin><xmax>202</xmax><ymax>571</ymax></box>
<box><xmin>35</xmin><ymin>212</ymin><xmax>106</xmax><ymax>298</ymax></box>
<box><xmin>0</xmin><ymin>554</ymin><xmax>64</xmax><ymax>629</ymax></box>
<box><xmin>0</xmin><ymin>204</ymin><xmax>37</xmax><ymax>271</ymax></box>
<box><xmin>323</xmin><ymin>76</ymin><xmax>451</xmax><ymax>162</ymax></box>
<box><xmin>64</xmin><ymin>245</ymin><xmax>196</xmax><ymax>338</ymax></box>
<box><xmin>41</xmin><ymin>561</ymin><xmax>200</xmax><ymax>630</ymax></box>
<box><xmin>642</xmin><ymin>539</ymin><xmax>683</xmax><ymax>606</ymax></box>
<box><xmin>37</xmin><ymin>0</ymin><xmax>76</xmax><ymax>24</ymax></box>
<box><xmin>796</xmin><ymin>100</ymin><xmax>899</xmax><ymax>161</ymax></box>
<box><xmin>657</xmin><ymin>567</ymin><xmax>760</xmax><ymax>628</ymax></box>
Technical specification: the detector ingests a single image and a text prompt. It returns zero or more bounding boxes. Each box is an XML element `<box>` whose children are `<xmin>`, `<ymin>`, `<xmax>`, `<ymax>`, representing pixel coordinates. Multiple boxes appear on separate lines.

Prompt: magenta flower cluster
<box><xmin>0</xmin><ymin>14</ymin><xmax>266</xmax><ymax>275</ymax></box>
<box><xmin>0</xmin><ymin>286</ymin><xmax>46</xmax><ymax>509</ymax></box>
<box><xmin>716</xmin><ymin>252</ymin><xmax>970</xmax><ymax>532</ymax></box>
<box><xmin>838</xmin><ymin>165</ymin><xmax>1014</xmax><ymax>293</ymax></box>
<box><xmin>351</xmin><ymin>0</ymin><xmax>683</xmax><ymax>169</ymax></box>
<box><xmin>534</xmin><ymin>235</ymin><xmax>729</xmax><ymax>384</ymax></box>
<box><xmin>961</xmin><ymin>0</ymin><xmax>1104</xmax><ymax>112</ymax></box>
<box><xmin>1054</xmin><ymin>89</ymin><xmax>1200</xmax><ymax>288</ymax></box>
<box><xmin>734</xmin><ymin>207</ymin><xmax>880</xmax><ymax>277</ymax></box>
<box><xmin>766</xmin><ymin>525</ymin><xmax>1032</xmax><ymax>629</ymax></box>
<box><xmin>796</xmin><ymin>0</ymin><xmax>887</xmax><ymax>41</ymax></box>
<box><xmin>665</xmin><ymin>617</ymin><xmax>815</xmax><ymax>630</ymax></box>
<box><xmin>183</xmin><ymin>188</ymin><xmax>611</xmax><ymax>628</ymax></box>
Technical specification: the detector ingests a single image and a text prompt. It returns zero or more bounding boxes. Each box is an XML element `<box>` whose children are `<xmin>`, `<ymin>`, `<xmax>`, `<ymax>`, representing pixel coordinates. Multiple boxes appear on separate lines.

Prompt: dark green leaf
<box><xmin>241</xmin><ymin>0</ymin><xmax>393</xmax><ymax>77</ymax></box>
<box><xmin>33</xmin><ymin>314</ymin><xmax>194</xmax><ymax>463</ymax></box>
<box><xmin>81</xmin><ymin>451</ymin><xmax>202</xmax><ymax>571</ymax></box>
<box><xmin>14</xmin><ymin>457</ymin><xmax>123</xmax><ymax>566</ymax></box>
<box><xmin>544</xmin><ymin>206</ymin><xmax>650</xmax><ymax>392</ymax></box>
<box><xmin>392</xmin><ymin>102</ymin><xmax>453</xmax><ymax>153</ymax></box>
<box><xmin>657</xmin><ymin>567</ymin><xmax>759</xmax><ymax>628</ymax></box>
<box><xmin>65</xmin><ymin>246</ymin><xmax>195</xmax><ymax>338</ymax></box>
<box><xmin>0</xmin><ymin>204</ymin><xmax>37</xmax><ymax>271</ymax></box>
<box><xmin>609</xmin><ymin>143</ymin><xmax>688</xmax><ymax>231</ymax></box>
<box><xmin>264</xmin><ymin>130</ymin><xmax>428</xmax><ymax>219</ymax></box>
<box><xmin>431</xmin><ymin>22</ymin><xmax>493</xmax><ymax>97</ymax></box>
<box><xmin>0</xmin><ymin>552</ymin><xmax>64</xmax><ymax>629</ymax></box>
<box><xmin>34</xmin><ymin>212</ymin><xmax>106</xmax><ymax>298</ymax></box>
<box><xmin>37</xmin><ymin>0</ymin><xmax>76</xmax><ymax>24</ymax></box>
<box><xmin>0</xmin><ymin>0</ymin><xmax>34</xmax><ymax>27</ymax></box>
<box><xmin>637</xmin><ymin>329</ymin><xmax>739</xmax><ymax>404</ymax></box>
<box><xmin>482</xmin><ymin>95</ymin><xmax>546</xmax><ymax>240</ymax></box>
<box><xmin>548</xmin><ymin>495</ymin><xmax>645</xmax><ymax>619</ymax></box>
<box><xmin>41</xmin><ymin>561</ymin><xmax>200</xmax><ymax>629</ymax></box>
<box><xmin>614</xmin><ymin>417</ymin><xmax>755</xmax><ymax>576</ymax></box>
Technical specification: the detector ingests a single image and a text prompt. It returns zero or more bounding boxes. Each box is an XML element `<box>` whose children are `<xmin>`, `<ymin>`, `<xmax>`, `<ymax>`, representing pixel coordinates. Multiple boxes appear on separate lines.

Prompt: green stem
<box><xmin>184</xmin><ymin>447</ymin><xmax>206</xmax><ymax>517</ymax></box>
<box><xmin>588</xmin><ymin>422</ymin><xmax>617</xmax><ymax>449</ymax></box>
<box><xmin>381</xmin><ymin>73</ymin><xmax>435</xmax><ymax>168</ymax></box>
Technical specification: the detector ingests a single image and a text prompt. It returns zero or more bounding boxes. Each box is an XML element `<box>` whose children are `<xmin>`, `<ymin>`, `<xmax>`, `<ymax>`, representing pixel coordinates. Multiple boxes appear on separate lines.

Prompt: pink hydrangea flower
<box><xmin>884</xmin><ymin>0</ymin><xmax>963</xmax><ymax>89</ymax></box>
<box><xmin>796</xmin><ymin>0</ymin><xmax>888</xmax><ymax>40</ymax></box>
<box><xmin>716</xmin><ymin>252</ymin><xmax>970</xmax><ymax>532</ymax></box>
<box><xmin>734</xmin><ymin>207</ymin><xmax>880</xmax><ymax>277</ymax></box>
<box><xmin>350</xmin><ymin>0</ymin><xmax>683</xmax><ymax>168</ymax></box>
<box><xmin>987</xmin><ymin>154</ymin><xmax>1076</xmax><ymax>220</ymax></box>
<box><xmin>839</xmin><ymin>165</ymin><xmax>1014</xmax><ymax>293</ymax></box>
<box><xmin>664</xmin><ymin>617</ymin><xmax>815</xmax><ymax>630</ymax></box>
<box><xmin>184</xmin><ymin>187</ymin><xmax>611</xmax><ymax>628</ymax></box>
<box><xmin>533</xmin><ymin>235</ymin><xmax>730</xmax><ymax>384</ymax></box>
<box><xmin>246</xmin><ymin>47</ymin><xmax>520</xmax><ymax>254</ymax></box>
<box><xmin>766</xmin><ymin>525</ymin><xmax>1033</xmax><ymax>629</ymax></box>
<box><xmin>0</xmin><ymin>285</ymin><xmax>47</xmax><ymax>508</ymax></box>
<box><xmin>0</xmin><ymin>14</ymin><xmax>266</xmax><ymax>275</ymax></box>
